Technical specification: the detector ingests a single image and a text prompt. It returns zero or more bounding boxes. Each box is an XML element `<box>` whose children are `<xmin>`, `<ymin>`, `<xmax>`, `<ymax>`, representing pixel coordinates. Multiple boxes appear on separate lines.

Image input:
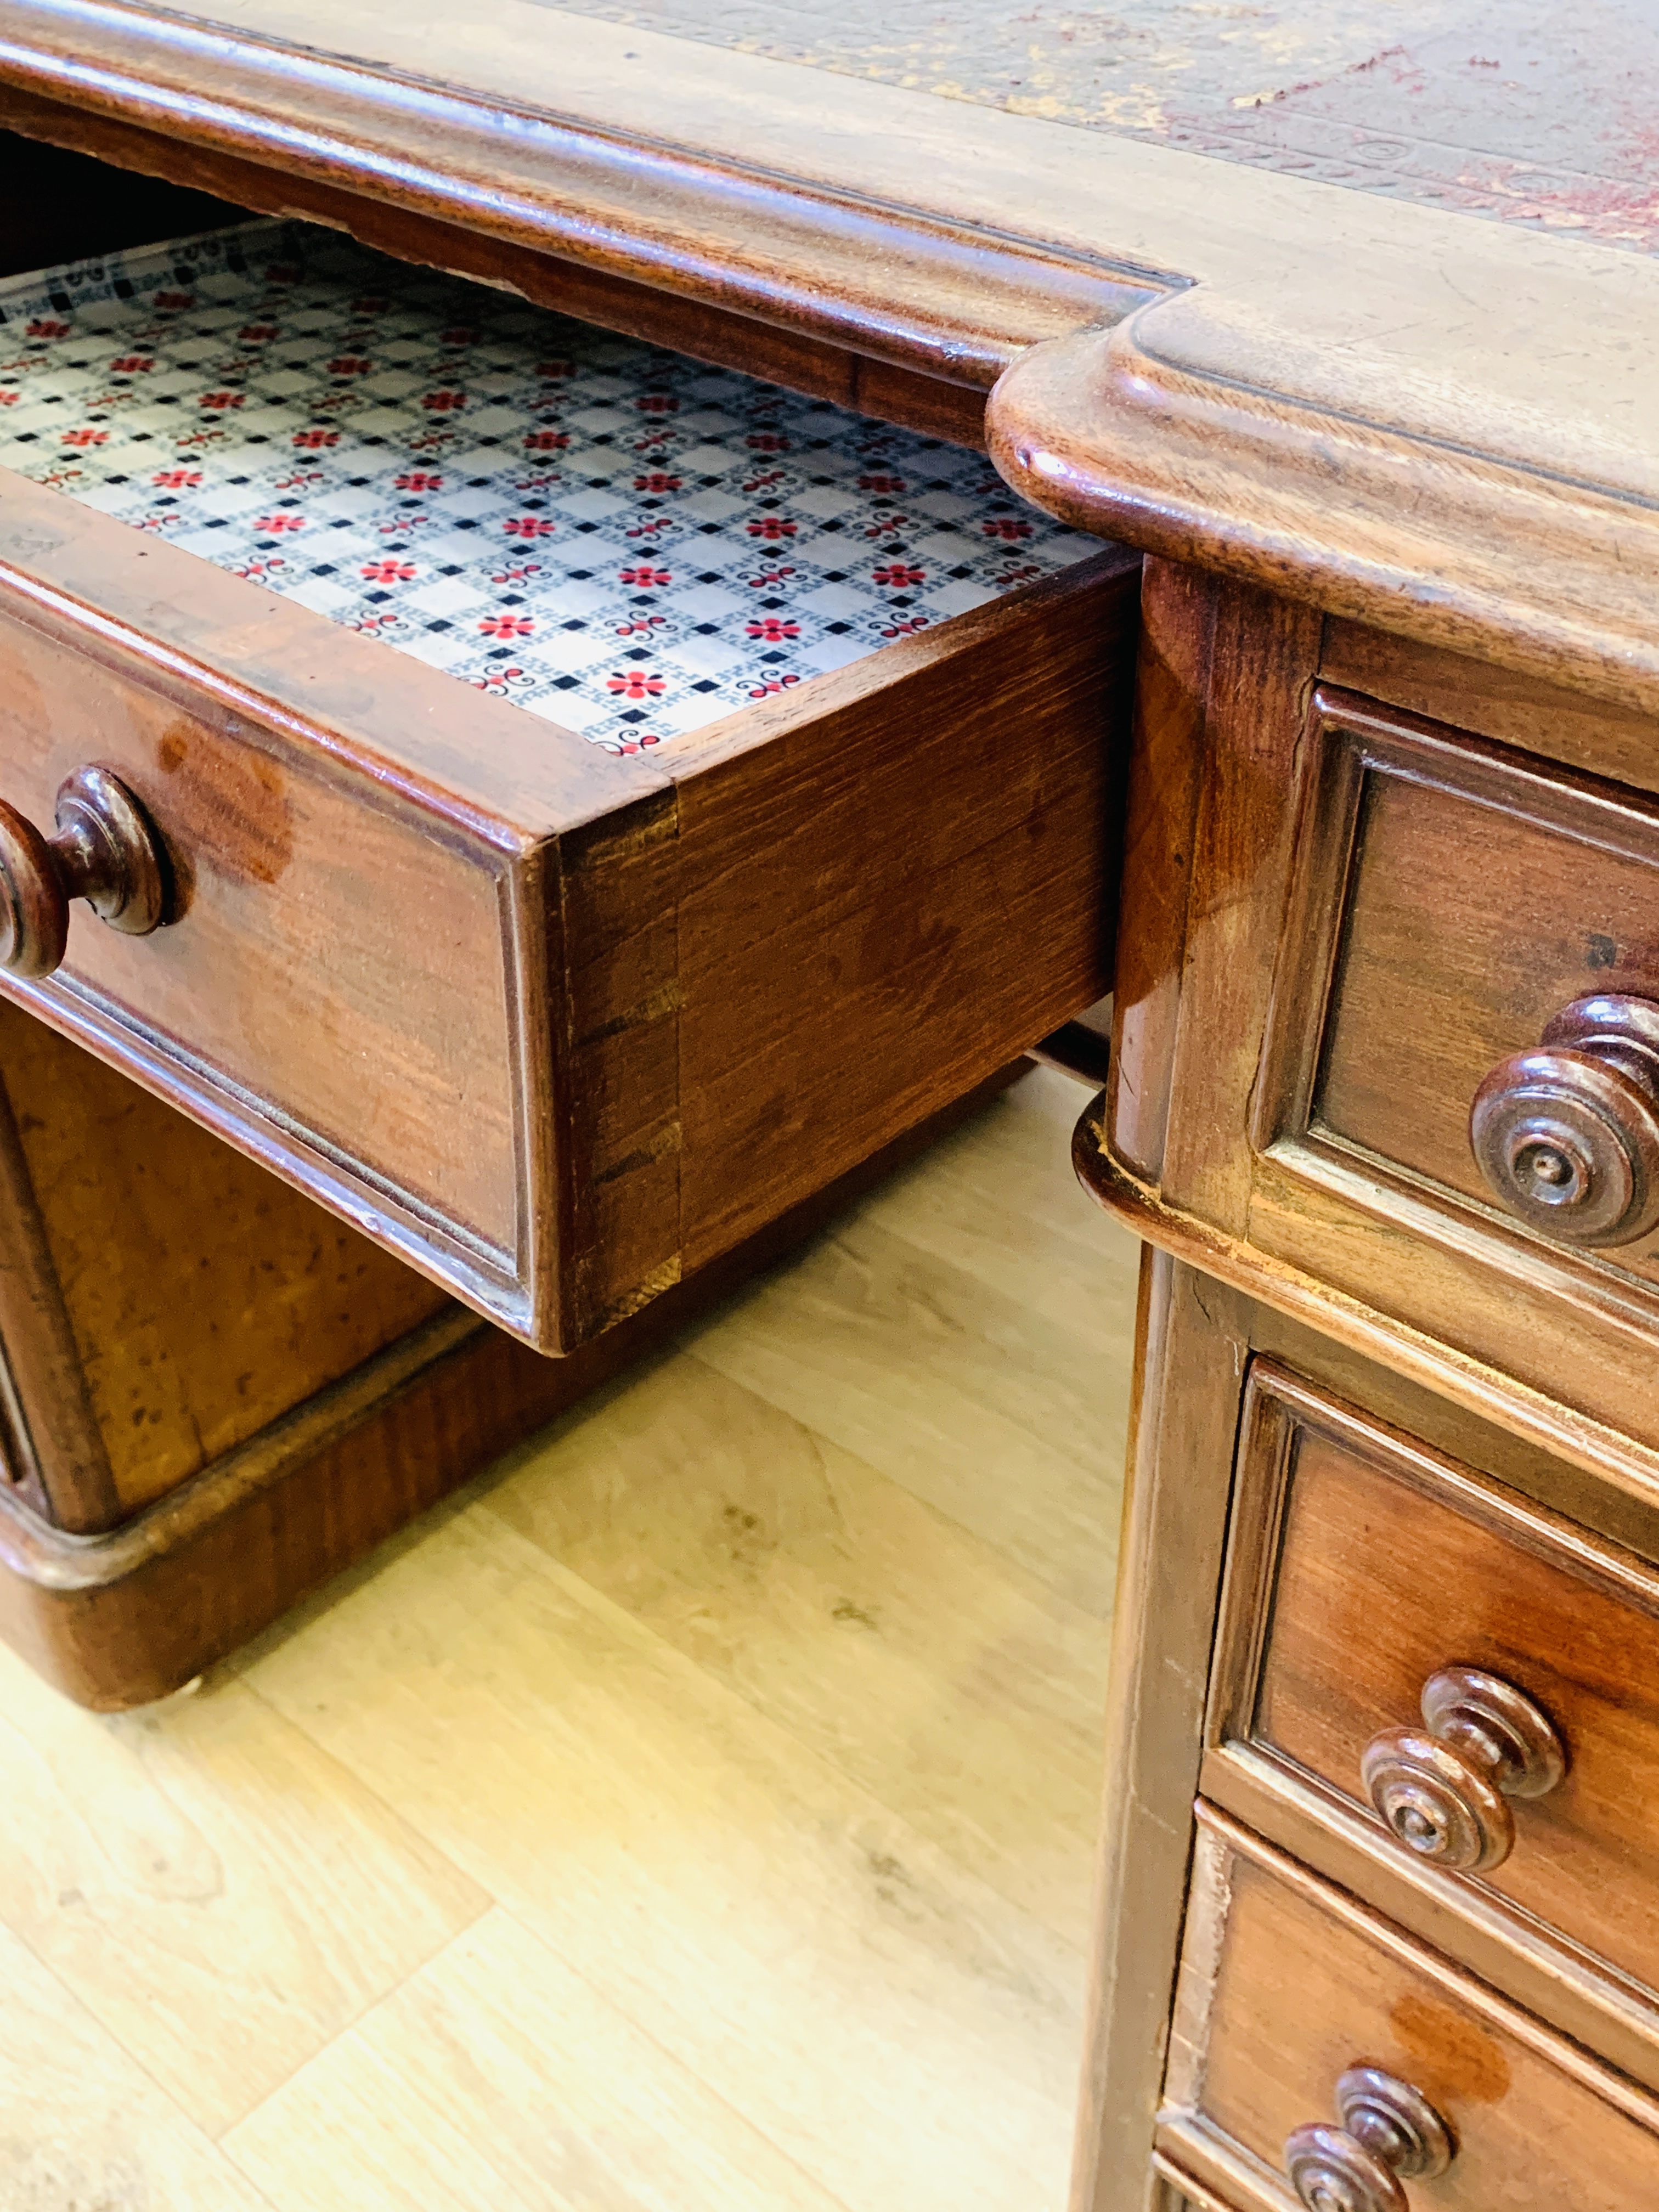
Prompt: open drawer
<box><xmin>0</xmin><ymin>218</ymin><xmax>1136</xmax><ymax>1350</ymax></box>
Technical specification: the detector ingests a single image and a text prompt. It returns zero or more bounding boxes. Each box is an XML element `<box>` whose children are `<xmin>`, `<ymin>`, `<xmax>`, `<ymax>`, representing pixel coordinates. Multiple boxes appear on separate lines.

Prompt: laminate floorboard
<box><xmin>5</xmin><ymin>1065</ymin><xmax>1141</xmax><ymax>2212</ymax></box>
<box><xmin>225</xmin><ymin>1908</ymin><xmax>849</xmax><ymax>2212</ymax></box>
<box><xmin>486</xmin><ymin>1346</ymin><xmax>1111</xmax><ymax>1948</ymax></box>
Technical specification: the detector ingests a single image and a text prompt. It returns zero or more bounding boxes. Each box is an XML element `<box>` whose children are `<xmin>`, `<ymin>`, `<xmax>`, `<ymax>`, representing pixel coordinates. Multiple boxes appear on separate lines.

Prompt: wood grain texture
<box><xmin>1214</xmin><ymin>1364</ymin><xmax>1659</xmax><ymax>2033</ymax></box>
<box><xmin>663</xmin><ymin>550</ymin><xmax>1137</xmax><ymax>1299</ymax></box>
<box><xmin>1280</xmin><ymin>690</ymin><xmax>1659</xmax><ymax>1274</ymax></box>
<box><xmin>244</xmin><ymin>1505</ymin><xmax>1087</xmax><ymax>2212</ymax></box>
<box><xmin>1163</xmin><ymin>1810</ymin><xmax>1659</xmax><ymax>2212</ymax></box>
<box><xmin>0</xmin><ymin>1065</ymin><xmax>1136</xmax><ymax>2207</ymax></box>
<box><xmin>223</xmin><ymin>1066</ymin><xmax>1133</xmax><ymax>2212</ymax></box>
<box><xmin>1107</xmin><ymin>556</ymin><xmax>1207</xmax><ymax>1183</ymax></box>
<box><xmin>0</xmin><ymin>995</ymin><xmax>445</xmax><ymax>1520</ymax></box>
<box><xmin>0</xmin><ymin>466</ymin><xmax>614</xmax><ymax>1338</ymax></box>
<box><xmin>988</xmin><ymin>280</ymin><xmax>1659</xmax><ymax>726</ymax></box>
<box><xmin>1074</xmin><ymin>1109</ymin><xmax>1659</xmax><ymax>1527</ymax></box>
<box><xmin>0</xmin><ymin>1039</ymin><xmax>117</xmax><ymax>1528</ymax></box>
<box><xmin>0</xmin><ymin>1911</ymin><xmax>271</xmax><ymax>2207</ymax></box>
<box><xmin>1319</xmin><ymin>616</ymin><xmax>1659</xmax><ymax>797</ymax></box>
<box><xmin>1097</xmin><ymin>570</ymin><xmax>1659</xmax><ymax>1476</ymax></box>
<box><xmin>0</xmin><ymin>1057</ymin><xmax>1031</xmax><ymax>1707</ymax></box>
<box><xmin>0</xmin><ymin>95</ymin><xmax>995</xmax><ymax>447</ymax></box>
<box><xmin>490</xmin><ymin>1345</ymin><xmax>1112</xmax><ymax>1948</ymax></box>
<box><xmin>0</xmin><ymin>1638</ymin><xmax>487</xmax><ymax>2136</ymax></box>
<box><xmin>680</xmin><ymin>1189</ymin><xmax>1128</xmax><ymax>1622</ymax></box>
<box><xmin>10</xmin><ymin>0</ymin><xmax>1659</xmax><ymax>708</ymax></box>
<box><xmin>1069</xmin><ymin>1254</ymin><xmax>1255</xmax><ymax>2212</ymax></box>
<box><xmin>224</xmin><ymin>1908</ymin><xmax>851</xmax><ymax>2211</ymax></box>
<box><xmin>0</xmin><ymin>0</ymin><xmax>1156</xmax><ymax>387</ymax></box>
<box><xmin>0</xmin><ymin>449</ymin><xmax>1133</xmax><ymax>1351</ymax></box>
<box><xmin>488</xmin><ymin>1071</ymin><xmax>1132</xmax><ymax>1951</ymax></box>
<box><xmin>1155</xmin><ymin>578</ymin><xmax>1319</xmax><ymax>1237</ymax></box>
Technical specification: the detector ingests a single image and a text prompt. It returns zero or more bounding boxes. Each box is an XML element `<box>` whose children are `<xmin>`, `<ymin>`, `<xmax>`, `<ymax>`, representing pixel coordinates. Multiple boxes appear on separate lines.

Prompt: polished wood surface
<box><xmin>0</xmin><ymin>763</ymin><xmax>169</xmax><ymax>979</ymax></box>
<box><xmin>0</xmin><ymin>997</ymin><xmax>444</xmax><ymax>1525</ymax></box>
<box><xmin>0</xmin><ymin>2</ymin><xmax>1654</xmax><ymax>713</ymax></box>
<box><xmin>1273</xmin><ymin>689</ymin><xmax>1659</xmax><ymax>1283</ymax></box>
<box><xmin>0</xmin><ymin>0</ymin><xmax>1155</xmax><ymax>391</ymax></box>
<box><xmin>0</xmin><ymin>103</ymin><xmax>998</xmax><ymax>447</ymax></box>
<box><xmin>1091</xmin><ymin>561</ymin><xmax>1659</xmax><ymax>1483</ymax></box>
<box><xmin>1211</xmin><ymin>1362</ymin><xmax>1659</xmax><ymax>2040</ymax></box>
<box><xmin>0</xmin><ymin>1061</ymin><xmax>1139</xmax><ymax>2207</ymax></box>
<box><xmin>1161</xmin><ymin>1809</ymin><xmax>1659</xmax><ymax>2212</ymax></box>
<box><xmin>2</xmin><ymin>12</ymin><xmax>1657</xmax><ymax>2207</ymax></box>
<box><xmin>0</xmin><ymin>424</ymin><xmax>1136</xmax><ymax>1347</ymax></box>
<box><xmin>1069</xmin><ymin>1250</ymin><xmax>1251</xmax><ymax>2212</ymax></box>
<box><xmin>0</xmin><ymin>1036</ymin><xmax>1041</xmax><ymax>1707</ymax></box>
<box><xmin>1067</xmin><ymin>1240</ymin><xmax>1659</xmax><ymax>2203</ymax></box>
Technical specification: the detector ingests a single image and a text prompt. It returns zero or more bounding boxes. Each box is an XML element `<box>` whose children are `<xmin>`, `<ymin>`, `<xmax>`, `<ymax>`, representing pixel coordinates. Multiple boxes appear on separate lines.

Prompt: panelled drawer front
<box><xmin>1160</xmin><ymin>1808</ymin><xmax>1659</xmax><ymax>2212</ymax></box>
<box><xmin>1209</xmin><ymin>1359</ymin><xmax>1659</xmax><ymax>2019</ymax></box>
<box><xmin>1258</xmin><ymin>686</ymin><xmax>1659</xmax><ymax>1313</ymax></box>
<box><xmin>0</xmin><ymin>481</ymin><xmax>1135</xmax><ymax>1351</ymax></box>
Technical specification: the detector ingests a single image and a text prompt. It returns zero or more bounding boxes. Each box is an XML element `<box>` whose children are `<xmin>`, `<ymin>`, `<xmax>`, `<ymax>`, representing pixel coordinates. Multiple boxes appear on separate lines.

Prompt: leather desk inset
<box><xmin>0</xmin><ymin>4</ymin><xmax>1656</xmax><ymax>2208</ymax></box>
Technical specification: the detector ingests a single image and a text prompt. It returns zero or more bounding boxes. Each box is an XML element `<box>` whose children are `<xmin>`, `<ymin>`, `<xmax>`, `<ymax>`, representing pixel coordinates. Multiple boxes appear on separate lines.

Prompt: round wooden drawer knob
<box><xmin>1285</xmin><ymin>2066</ymin><xmax>1454</xmax><ymax>2212</ymax></box>
<box><xmin>0</xmin><ymin>766</ymin><xmax>168</xmax><ymax>979</ymax></box>
<box><xmin>1470</xmin><ymin>992</ymin><xmax>1659</xmax><ymax>1246</ymax></box>
<box><xmin>1360</xmin><ymin>1664</ymin><xmax>1566</xmax><ymax>1875</ymax></box>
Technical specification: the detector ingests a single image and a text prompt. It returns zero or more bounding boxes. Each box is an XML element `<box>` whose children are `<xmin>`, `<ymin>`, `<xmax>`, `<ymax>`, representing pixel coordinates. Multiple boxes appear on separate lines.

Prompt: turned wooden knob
<box><xmin>1471</xmin><ymin>993</ymin><xmax>1659</xmax><ymax>1246</ymax></box>
<box><xmin>1285</xmin><ymin>2066</ymin><xmax>1454</xmax><ymax>2212</ymax></box>
<box><xmin>0</xmin><ymin>766</ymin><xmax>168</xmax><ymax>978</ymax></box>
<box><xmin>1361</xmin><ymin>1664</ymin><xmax>1566</xmax><ymax>1875</ymax></box>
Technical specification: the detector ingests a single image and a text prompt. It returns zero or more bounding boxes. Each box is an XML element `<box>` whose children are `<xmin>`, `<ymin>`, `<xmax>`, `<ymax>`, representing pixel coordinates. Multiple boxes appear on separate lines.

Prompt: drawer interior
<box><xmin>0</xmin><ymin>216</ymin><xmax>1085</xmax><ymax>757</ymax></box>
<box><xmin>0</xmin><ymin>198</ymin><xmax>1136</xmax><ymax>1352</ymax></box>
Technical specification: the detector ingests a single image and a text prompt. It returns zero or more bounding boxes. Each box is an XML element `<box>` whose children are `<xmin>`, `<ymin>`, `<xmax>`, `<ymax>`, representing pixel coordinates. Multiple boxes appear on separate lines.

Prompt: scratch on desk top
<box><xmin>546</xmin><ymin>0</ymin><xmax>1659</xmax><ymax>252</ymax></box>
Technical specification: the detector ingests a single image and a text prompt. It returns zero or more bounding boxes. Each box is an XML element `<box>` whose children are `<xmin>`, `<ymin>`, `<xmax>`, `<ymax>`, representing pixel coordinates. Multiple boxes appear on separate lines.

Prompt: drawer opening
<box><xmin>0</xmin><ymin>217</ymin><xmax>1086</xmax><ymax>760</ymax></box>
<box><xmin>0</xmin><ymin>212</ymin><xmax>1136</xmax><ymax>1353</ymax></box>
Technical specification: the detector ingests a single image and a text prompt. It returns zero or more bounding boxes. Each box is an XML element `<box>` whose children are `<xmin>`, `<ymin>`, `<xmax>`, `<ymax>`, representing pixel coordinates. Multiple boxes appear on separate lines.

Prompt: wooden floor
<box><xmin>1</xmin><ymin>1065</ymin><xmax>1141</xmax><ymax>2212</ymax></box>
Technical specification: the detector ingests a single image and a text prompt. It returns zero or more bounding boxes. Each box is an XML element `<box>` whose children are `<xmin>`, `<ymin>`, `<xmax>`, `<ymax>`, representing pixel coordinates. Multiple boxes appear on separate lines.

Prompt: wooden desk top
<box><xmin>1</xmin><ymin>0</ymin><xmax>1657</xmax><ymax>710</ymax></box>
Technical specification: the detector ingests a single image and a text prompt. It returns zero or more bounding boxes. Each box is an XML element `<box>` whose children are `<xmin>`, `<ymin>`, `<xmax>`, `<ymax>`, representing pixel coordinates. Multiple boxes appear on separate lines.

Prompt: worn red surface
<box><xmin>550</xmin><ymin>0</ymin><xmax>1659</xmax><ymax>250</ymax></box>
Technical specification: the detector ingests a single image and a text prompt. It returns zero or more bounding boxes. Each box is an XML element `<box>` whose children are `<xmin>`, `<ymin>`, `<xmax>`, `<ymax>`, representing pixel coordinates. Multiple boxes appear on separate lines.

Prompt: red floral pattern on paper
<box><xmin>0</xmin><ymin>217</ymin><xmax>1084</xmax><ymax>753</ymax></box>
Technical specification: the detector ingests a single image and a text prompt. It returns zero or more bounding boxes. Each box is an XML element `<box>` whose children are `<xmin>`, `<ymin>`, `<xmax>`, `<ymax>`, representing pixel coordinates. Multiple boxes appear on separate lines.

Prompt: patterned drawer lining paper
<box><xmin>0</xmin><ymin>219</ymin><xmax>1088</xmax><ymax>756</ymax></box>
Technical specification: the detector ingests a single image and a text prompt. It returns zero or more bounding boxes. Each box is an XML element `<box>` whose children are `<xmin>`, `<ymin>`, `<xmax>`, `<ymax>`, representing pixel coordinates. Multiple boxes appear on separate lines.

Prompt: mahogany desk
<box><xmin>0</xmin><ymin>4</ymin><xmax>1657</xmax><ymax>2207</ymax></box>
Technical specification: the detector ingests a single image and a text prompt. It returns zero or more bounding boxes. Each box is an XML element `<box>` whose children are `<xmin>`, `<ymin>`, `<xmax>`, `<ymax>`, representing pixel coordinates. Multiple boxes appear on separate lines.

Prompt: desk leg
<box><xmin>1070</xmin><ymin>1251</ymin><xmax>1251</xmax><ymax>2212</ymax></box>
